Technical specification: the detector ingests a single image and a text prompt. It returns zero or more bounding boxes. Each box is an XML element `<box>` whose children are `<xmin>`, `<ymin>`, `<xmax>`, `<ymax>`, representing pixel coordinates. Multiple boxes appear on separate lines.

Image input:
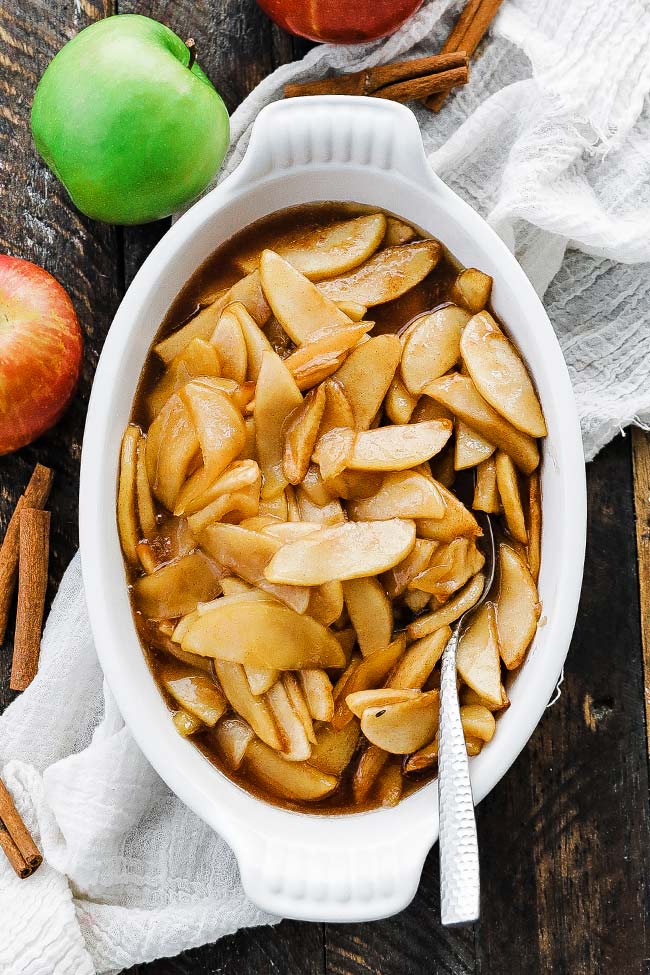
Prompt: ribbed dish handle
<box><xmin>234</xmin><ymin>825</ymin><xmax>433</xmax><ymax>922</ymax></box>
<box><xmin>231</xmin><ymin>95</ymin><xmax>437</xmax><ymax>189</ymax></box>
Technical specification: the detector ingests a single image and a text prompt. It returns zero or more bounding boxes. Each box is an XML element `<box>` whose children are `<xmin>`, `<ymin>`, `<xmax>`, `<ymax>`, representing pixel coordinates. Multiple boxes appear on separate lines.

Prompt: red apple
<box><xmin>256</xmin><ymin>0</ymin><xmax>423</xmax><ymax>43</ymax></box>
<box><xmin>0</xmin><ymin>255</ymin><xmax>83</xmax><ymax>455</ymax></box>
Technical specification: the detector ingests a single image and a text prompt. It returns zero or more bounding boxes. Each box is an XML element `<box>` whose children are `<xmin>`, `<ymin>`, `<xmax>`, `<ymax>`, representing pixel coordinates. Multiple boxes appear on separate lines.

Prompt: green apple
<box><xmin>31</xmin><ymin>15</ymin><xmax>229</xmax><ymax>224</ymax></box>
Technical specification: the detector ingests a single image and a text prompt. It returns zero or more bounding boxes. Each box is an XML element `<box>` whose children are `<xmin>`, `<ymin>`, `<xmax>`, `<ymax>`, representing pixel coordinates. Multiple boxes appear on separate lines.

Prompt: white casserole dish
<box><xmin>79</xmin><ymin>96</ymin><xmax>586</xmax><ymax>922</ymax></box>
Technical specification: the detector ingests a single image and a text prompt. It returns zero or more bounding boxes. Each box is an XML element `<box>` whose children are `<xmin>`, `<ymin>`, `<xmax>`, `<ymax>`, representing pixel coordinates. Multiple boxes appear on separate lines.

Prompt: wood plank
<box><xmin>475</xmin><ymin>436</ymin><xmax>650</xmax><ymax>973</ymax></box>
<box><xmin>632</xmin><ymin>426</ymin><xmax>650</xmax><ymax>756</ymax></box>
<box><xmin>0</xmin><ymin>0</ymin><xmax>121</xmax><ymax>710</ymax></box>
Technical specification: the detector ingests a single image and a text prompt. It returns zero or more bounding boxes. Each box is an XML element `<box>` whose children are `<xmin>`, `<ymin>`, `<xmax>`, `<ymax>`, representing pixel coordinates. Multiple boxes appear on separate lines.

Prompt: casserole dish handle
<box><xmin>229</xmin><ymin>94</ymin><xmax>443</xmax><ymax>192</ymax></box>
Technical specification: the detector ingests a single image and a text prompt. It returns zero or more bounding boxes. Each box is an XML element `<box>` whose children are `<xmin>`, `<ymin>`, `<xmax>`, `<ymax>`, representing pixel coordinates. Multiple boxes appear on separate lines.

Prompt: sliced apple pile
<box><xmin>122</xmin><ymin>204</ymin><xmax>547</xmax><ymax>814</ymax></box>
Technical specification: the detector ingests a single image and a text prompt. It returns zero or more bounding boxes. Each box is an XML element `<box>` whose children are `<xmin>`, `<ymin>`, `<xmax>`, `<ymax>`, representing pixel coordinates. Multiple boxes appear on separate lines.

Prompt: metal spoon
<box><xmin>438</xmin><ymin>512</ymin><xmax>496</xmax><ymax>926</ymax></box>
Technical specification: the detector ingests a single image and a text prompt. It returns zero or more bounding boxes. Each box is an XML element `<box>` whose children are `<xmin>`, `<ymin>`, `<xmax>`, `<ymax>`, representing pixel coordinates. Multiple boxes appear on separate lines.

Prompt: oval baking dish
<box><xmin>80</xmin><ymin>96</ymin><xmax>586</xmax><ymax>922</ymax></box>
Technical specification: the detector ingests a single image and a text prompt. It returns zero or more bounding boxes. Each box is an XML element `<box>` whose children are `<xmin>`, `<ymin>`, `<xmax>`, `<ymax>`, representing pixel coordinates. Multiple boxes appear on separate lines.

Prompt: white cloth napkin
<box><xmin>2</xmin><ymin>1</ymin><xmax>650</xmax><ymax>971</ymax></box>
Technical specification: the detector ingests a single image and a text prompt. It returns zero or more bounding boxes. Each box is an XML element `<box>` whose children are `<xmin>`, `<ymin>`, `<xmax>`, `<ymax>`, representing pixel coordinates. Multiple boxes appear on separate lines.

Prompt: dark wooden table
<box><xmin>2</xmin><ymin>2</ymin><xmax>650</xmax><ymax>973</ymax></box>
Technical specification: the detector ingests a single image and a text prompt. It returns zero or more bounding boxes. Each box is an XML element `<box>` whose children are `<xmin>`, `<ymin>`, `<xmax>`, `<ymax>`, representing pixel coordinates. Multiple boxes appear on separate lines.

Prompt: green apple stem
<box><xmin>185</xmin><ymin>38</ymin><xmax>196</xmax><ymax>71</ymax></box>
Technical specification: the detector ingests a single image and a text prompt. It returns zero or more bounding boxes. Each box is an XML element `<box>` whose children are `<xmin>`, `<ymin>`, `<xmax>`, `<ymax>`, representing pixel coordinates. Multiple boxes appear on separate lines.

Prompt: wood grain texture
<box><xmin>632</xmin><ymin>427</ymin><xmax>650</xmax><ymax>756</ymax></box>
<box><xmin>0</xmin><ymin>0</ymin><xmax>121</xmax><ymax>711</ymax></box>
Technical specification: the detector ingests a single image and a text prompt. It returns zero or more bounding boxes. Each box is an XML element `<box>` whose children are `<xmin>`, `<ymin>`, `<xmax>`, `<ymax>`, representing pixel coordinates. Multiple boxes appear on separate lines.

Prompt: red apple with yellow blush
<box><xmin>256</xmin><ymin>0</ymin><xmax>423</xmax><ymax>43</ymax></box>
<box><xmin>0</xmin><ymin>255</ymin><xmax>83</xmax><ymax>454</ymax></box>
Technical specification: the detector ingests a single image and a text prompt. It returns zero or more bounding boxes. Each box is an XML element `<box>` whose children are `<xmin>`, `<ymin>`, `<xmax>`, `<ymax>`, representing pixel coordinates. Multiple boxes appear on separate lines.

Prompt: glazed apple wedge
<box><xmin>333</xmin><ymin>334</ymin><xmax>401</xmax><ymax>429</ymax></box>
<box><xmin>319</xmin><ymin>240</ymin><xmax>441</xmax><ymax>306</ymax></box>
<box><xmin>236</xmin><ymin>213</ymin><xmax>386</xmax><ymax>279</ymax></box>
<box><xmin>260</xmin><ymin>249</ymin><xmax>354</xmax><ymax>345</ymax></box>
<box><xmin>495</xmin><ymin>543</ymin><xmax>541</xmax><ymax>669</ymax></box>
<box><xmin>360</xmin><ymin>691</ymin><xmax>440</xmax><ymax>754</ymax></box>
<box><xmin>183</xmin><ymin>601</ymin><xmax>346</xmax><ymax>669</ymax></box>
<box><xmin>400</xmin><ymin>305</ymin><xmax>471</xmax><ymax>395</ymax></box>
<box><xmin>456</xmin><ymin>602</ymin><xmax>503</xmax><ymax>708</ymax></box>
<box><xmin>243</xmin><ymin>738</ymin><xmax>338</xmax><ymax>802</ymax></box>
<box><xmin>347</xmin><ymin>470</ymin><xmax>445</xmax><ymax>521</ymax></box>
<box><xmin>313</xmin><ymin>420</ymin><xmax>453</xmax><ymax>479</ymax></box>
<box><xmin>264</xmin><ymin>519</ymin><xmax>416</xmax><ymax>585</ymax></box>
<box><xmin>460</xmin><ymin>311</ymin><xmax>547</xmax><ymax>438</ymax></box>
<box><xmin>255</xmin><ymin>350</ymin><xmax>303</xmax><ymax>499</ymax></box>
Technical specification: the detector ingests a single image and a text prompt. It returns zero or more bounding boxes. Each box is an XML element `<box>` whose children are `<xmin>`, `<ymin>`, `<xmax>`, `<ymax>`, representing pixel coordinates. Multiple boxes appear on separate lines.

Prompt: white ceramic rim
<box><xmin>80</xmin><ymin>96</ymin><xmax>586</xmax><ymax>922</ymax></box>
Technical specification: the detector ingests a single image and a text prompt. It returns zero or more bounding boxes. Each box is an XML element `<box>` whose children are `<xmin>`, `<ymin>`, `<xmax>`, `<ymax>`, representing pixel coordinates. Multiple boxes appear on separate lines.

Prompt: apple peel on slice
<box><xmin>495</xmin><ymin>543</ymin><xmax>541</xmax><ymax>669</ymax></box>
<box><xmin>319</xmin><ymin>240</ymin><xmax>441</xmax><ymax>307</ymax></box>
<box><xmin>264</xmin><ymin>519</ymin><xmax>416</xmax><ymax>586</ymax></box>
<box><xmin>460</xmin><ymin>311</ymin><xmax>547</xmax><ymax>438</ymax></box>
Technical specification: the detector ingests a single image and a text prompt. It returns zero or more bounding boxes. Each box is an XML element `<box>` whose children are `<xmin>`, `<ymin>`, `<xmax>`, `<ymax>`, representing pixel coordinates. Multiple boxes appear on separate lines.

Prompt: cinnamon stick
<box><xmin>425</xmin><ymin>0</ymin><xmax>503</xmax><ymax>111</ymax></box>
<box><xmin>10</xmin><ymin>508</ymin><xmax>50</xmax><ymax>691</ymax></box>
<box><xmin>0</xmin><ymin>464</ymin><xmax>53</xmax><ymax>643</ymax></box>
<box><xmin>284</xmin><ymin>52</ymin><xmax>469</xmax><ymax>102</ymax></box>
<box><xmin>0</xmin><ymin>778</ymin><xmax>42</xmax><ymax>878</ymax></box>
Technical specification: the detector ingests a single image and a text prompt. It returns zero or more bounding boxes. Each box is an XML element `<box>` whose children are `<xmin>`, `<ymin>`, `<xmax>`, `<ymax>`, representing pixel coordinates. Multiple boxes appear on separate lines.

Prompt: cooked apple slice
<box><xmin>527</xmin><ymin>471</ymin><xmax>542</xmax><ymax>582</ymax></box>
<box><xmin>284</xmin><ymin>321</ymin><xmax>373</xmax><ymax>391</ymax></box>
<box><xmin>332</xmin><ymin>636</ymin><xmax>406</xmax><ymax>729</ymax></box>
<box><xmin>186</xmin><ymin>487</ymin><xmax>260</xmax><ymax>534</ymax></box>
<box><xmin>244</xmin><ymin>738</ymin><xmax>339</xmax><ymax>801</ymax></box>
<box><xmin>210</xmin><ymin>306</ymin><xmax>248</xmax><ymax>384</ymax></box>
<box><xmin>135</xmin><ymin>435</ymin><xmax>157</xmax><ymax>536</ymax></box>
<box><xmin>308</xmin><ymin>579</ymin><xmax>344</xmax><ymax>627</ymax></box>
<box><xmin>346</xmin><ymin>688</ymin><xmax>420</xmax><ymax>718</ymax></box>
<box><xmin>215</xmin><ymin>301</ymin><xmax>273</xmax><ymax>383</ymax></box>
<box><xmin>214</xmin><ymin>717</ymin><xmax>255</xmax><ymax>770</ymax></box>
<box><xmin>495</xmin><ymin>450</ymin><xmax>527</xmax><ymax>543</ymax></box>
<box><xmin>254</xmin><ymin>350</ymin><xmax>303</xmax><ymax>500</ymax></box>
<box><xmin>335</xmin><ymin>300</ymin><xmax>367</xmax><ymax>321</ymax></box>
<box><xmin>146</xmin><ymin>393</ymin><xmax>199</xmax><ymax>511</ymax></box>
<box><xmin>155</xmin><ymin>271</ymin><xmax>271</xmax><ymax>364</ymax></box>
<box><xmin>456</xmin><ymin>602</ymin><xmax>503</xmax><ymax>707</ymax></box>
<box><xmin>300</xmin><ymin>464</ymin><xmax>334</xmax><ymax>506</ymax></box>
<box><xmin>296</xmin><ymin>487</ymin><xmax>346</xmax><ymax>526</ymax></box>
<box><xmin>283</xmin><ymin>385</ymin><xmax>327</xmax><ymax>485</ymax></box>
<box><xmin>262</xmin><ymin>521</ymin><xmax>322</xmax><ymax>543</ymax></box>
<box><xmin>260</xmin><ymin>250</ymin><xmax>354</xmax><ymax>346</ymax></box>
<box><xmin>200</xmin><ymin>523</ymin><xmax>310</xmax><ymax>613</ymax></box>
<box><xmin>309</xmin><ymin>720</ymin><xmax>360</xmax><ymax>776</ymax></box>
<box><xmin>147</xmin><ymin>338</ymin><xmax>222</xmax><ymax>418</ymax></box>
<box><xmin>322</xmin><ymin>470</ymin><xmax>384</xmax><ymax>502</ymax></box>
<box><xmin>283</xmin><ymin>672</ymin><xmax>317</xmax><ymax>744</ymax></box>
<box><xmin>342</xmin><ymin>577</ymin><xmax>393</xmax><ymax>656</ymax></box>
<box><xmin>160</xmin><ymin>663</ymin><xmax>227</xmax><ymax>727</ymax></box>
<box><xmin>401</xmin><ymin>305</ymin><xmax>470</xmax><ymax>395</ymax></box>
<box><xmin>375</xmin><ymin>762</ymin><xmax>404</xmax><ymax>808</ymax></box>
<box><xmin>266</xmin><ymin>679</ymin><xmax>313</xmax><ymax>761</ymax></box>
<box><xmin>360</xmin><ymin>690</ymin><xmax>440</xmax><ymax>754</ymax></box>
<box><xmin>347</xmin><ymin>470</ymin><xmax>445</xmax><ymax>521</ymax></box>
<box><xmin>411</xmin><ymin>397</ymin><xmax>453</xmax><ymax>424</ymax></box>
<box><xmin>403</xmin><ymin>588</ymin><xmax>431</xmax><ymax>614</ymax></box>
<box><xmin>403</xmin><ymin>737</ymin><xmax>438</xmax><ymax>773</ymax></box>
<box><xmin>460</xmin><ymin>683</ymin><xmax>509</xmax><ymax>712</ymax></box>
<box><xmin>417</xmin><ymin>480</ymin><xmax>480</xmax><ymax>543</ymax></box>
<box><xmin>425</xmin><ymin>373</ymin><xmax>540</xmax><ymax>474</ymax></box>
<box><xmin>265</xmin><ymin>519</ymin><xmax>416</xmax><ymax>585</ymax></box>
<box><xmin>299</xmin><ymin>669</ymin><xmax>335</xmax><ymax>722</ymax></box>
<box><xmin>460</xmin><ymin>704</ymin><xmax>496</xmax><ymax>742</ymax></box>
<box><xmin>118</xmin><ymin>424</ymin><xmax>140</xmax><ymax>563</ymax></box>
<box><xmin>315</xmin><ymin>420</ymin><xmax>452</xmax><ymax>477</ymax></box>
<box><xmin>134</xmin><ymin>551</ymin><xmax>222</xmax><ymax>620</ymax></box>
<box><xmin>214</xmin><ymin>661</ymin><xmax>282</xmax><ymax>750</ymax></box>
<box><xmin>318</xmin><ymin>379</ymin><xmax>355</xmax><ymax>437</ymax></box>
<box><xmin>175</xmin><ymin>459</ymin><xmax>260</xmax><ymax>517</ymax></box>
<box><xmin>451</xmin><ymin>268</ymin><xmax>493</xmax><ymax>313</ymax></box>
<box><xmin>387</xmin><ymin>626</ymin><xmax>451</xmax><ymax>689</ymax></box>
<box><xmin>173</xmin><ymin>710</ymin><xmax>203</xmax><ymax>737</ymax></box>
<box><xmin>460</xmin><ymin>311</ymin><xmax>547</xmax><ymax>437</ymax></box>
<box><xmin>237</xmin><ymin>213</ymin><xmax>386</xmax><ymax>280</ymax></box>
<box><xmin>384</xmin><ymin>373</ymin><xmax>418</xmax><ymax>425</ymax></box>
<box><xmin>319</xmin><ymin>240</ymin><xmax>441</xmax><ymax>306</ymax></box>
<box><xmin>382</xmin><ymin>538</ymin><xmax>438</xmax><ymax>599</ymax></box>
<box><xmin>333</xmin><ymin>335</ymin><xmax>401</xmax><ymax>430</ymax></box>
<box><xmin>410</xmin><ymin>537</ymin><xmax>485</xmax><ymax>602</ymax></box>
<box><xmin>473</xmin><ymin>455</ymin><xmax>500</xmax><ymax>513</ymax></box>
<box><xmin>244</xmin><ymin>665</ymin><xmax>279</xmax><ymax>696</ymax></box>
<box><xmin>495</xmin><ymin>543</ymin><xmax>541</xmax><ymax>669</ymax></box>
<box><xmin>183</xmin><ymin>600</ymin><xmax>346</xmax><ymax>669</ymax></box>
<box><xmin>353</xmin><ymin>744</ymin><xmax>389</xmax><ymax>802</ymax></box>
<box><xmin>258</xmin><ymin>490</ymin><xmax>288</xmax><ymax>521</ymax></box>
<box><xmin>178</xmin><ymin>379</ymin><xmax>247</xmax><ymax>501</ymax></box>
<box><xmin>384</xmin><ymin>216</ymin><xmax>417</xmax><ymax>246</ymax></box>
<box><xmin>455</xmin><ymin>421</ymin><xmax>494</xmax><ymax>470</ymax></box>
<box><xmin>407</xmin><ymin>572</ymin><xmax>484</xmax><ymax>640</ymax></box>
